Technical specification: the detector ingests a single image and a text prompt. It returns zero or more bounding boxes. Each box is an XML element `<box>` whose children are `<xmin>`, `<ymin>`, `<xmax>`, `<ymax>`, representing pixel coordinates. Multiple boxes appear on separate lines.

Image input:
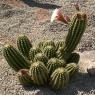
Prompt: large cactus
<box><xmin>47</xmin><ymin>58</ymin><xmax>66</xmax><ymax>76</ymax></box>
<box><xmin>29</xmin><ymin>47</ymin><xmax>41</xmax><ymax>61</ymax></box>
<box><xmin>65</xmin><ymin>63</ymin><xmax>78</xmax><ymax>77</ymax></box>
<box><xmin>49</xmin><ymin>68</ymin><xmax>69</xmax><ymax>90</ymax></box>
<box><xmin>34</xmin><ymin>53</ymin><xmax>48</xmax><ymax>66</ymax></box>
<box><xmin>44</xmin><ymin>46</ymin><xmax>56</xmax><ymax>59</ymax></box>
<box><xmin>17</xmin><ymin>35</ymin><xmax>32</xmax><ymax>59</ymax></box>
<box><xmin>17</xmin><ymin>69</ymin><xmax>33</xmax><ymax>86</ymax></box>
<box><xmin>3</xmin><ymin>44</ymin><xmax>30</xmax><ymax>71</ymax></box>
<box><xmin>29</xmin><ymin>61</ymin><xmax>49</xmax><ymax>85</ymax></box>
<box><xmin>58</xmin><ymin>12</ymin><xmax>87</xmax><ymax>59</ymax></box>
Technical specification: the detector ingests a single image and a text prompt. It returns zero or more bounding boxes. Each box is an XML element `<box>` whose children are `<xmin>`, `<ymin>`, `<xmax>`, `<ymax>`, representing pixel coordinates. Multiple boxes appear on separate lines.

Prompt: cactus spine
<box><xmin>50</xmin><ymin>68</ymin><xmax>69</xmax><ymax>90</ymax></box>
<box><xmin>58</xmin><ymin>12</ymin><xmax>87</xmax><ymax>59</ymax></box>
<box><xmin>44</xmin><ymin>46</ymin><xmax>56</xmax><ymax>59</ymax></box>
<box><xmin>3</xmin><ymin>45</ymin><xmax>30</xmax><ymax>71</ymax></box>
<box><xmin>66</xmin><ymin>53</ymin><xmax>80</xmax><ymax>64</ymax></box>
<box><xmin>47</xmin><ymin>58</ymin><xmax>65</xmax><ymax>75</ymax></box>
<box><xmin>29</xmin><ymin>47</ymin><xmax>41</xmax><ymax>61</ymax></box>
<box><xmin>17</xmin><ymin>35</ymin><xmax>32</xmax><ymax>59</ymax></box>
<box><xmin>30</xmin><ymin>61</ymin><xmax>49</xmax><ymax>85</ymax></box>
<box><xmin>65</xmin><ymin>63</ymin><xmax>78</xmax><ymax>77</ymax></box>
<box><xmin>17</xmin><ymin>69</ymin><xmax>33</xmax><ymax>86</ymax></box>
<box><xmin>34</xmin><ymin>53</ymin><xmax>48</xmax><ymax>66</ymax></box>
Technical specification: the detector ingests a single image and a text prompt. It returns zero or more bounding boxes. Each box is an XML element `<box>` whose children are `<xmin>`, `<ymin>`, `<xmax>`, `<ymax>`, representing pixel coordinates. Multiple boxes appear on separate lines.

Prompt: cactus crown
<box><xmin>44</xmin><ymin>40</ymin><xmax>55</xmax><ymax>48</ymax></box>
<box><xmin>50</xmin><ymin>67</ymin><xmax>69</xmax><ymax>90</ymax></box>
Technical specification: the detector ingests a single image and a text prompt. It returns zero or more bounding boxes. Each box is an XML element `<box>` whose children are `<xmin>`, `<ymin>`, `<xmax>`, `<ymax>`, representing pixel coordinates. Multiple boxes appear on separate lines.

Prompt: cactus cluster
<box><xmin>3</xmin><ymin>10</ymin><xmax>87</xmax><ymax>90</ymax></box>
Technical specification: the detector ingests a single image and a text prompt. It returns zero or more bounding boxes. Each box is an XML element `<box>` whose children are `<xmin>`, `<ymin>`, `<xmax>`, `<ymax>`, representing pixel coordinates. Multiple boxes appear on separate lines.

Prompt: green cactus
<box><xmin>66</xmin><ymin>53</ymin><xmax>80</xmax><ymax>64</ymax></box>
<box><xmin>43</xmin><ymin>40</ymin><xmax>55</xmax><ymax>48</ymax></box>
<box><xmin>17</xmin><ymin>69</ymin><xmax>33</xmax><ymax>86</ymax></box>
<box><xmin>58</xmin><ymin>12</ymin><xmax>87</xmax><ymax>60</ymax></box>
<box><xmin>17</xmin><ymin>35</ymin><xmax>32</xmax><ymax>59</ymax></box>
<box><xmin>49</xmin><ymin>68</ymin><xmax>69</xmax><ymax>90</ymax></box>
<box><xmin>47</xmin><ymin>58</ymin><xmax>66</xmax><ymax>76</ymax></box>
<box><xmin>34</xmin><ymin>53</ymin><xmax>48</xmax><ymax>66</ymax></box>
<box><xmin>58</xmin><ymin>59</ymin><xmax>66</xmax><ymax>67</ymax></box>
<box><xmin>44</xmin><ymin>46</ymin><xmax>56</xmax><ymax>59</ymax></box>
<box><xmin>56</xmin><ymin>47</ymin><xmax>64</xmax><ymax>59</ymax></box>
<box><xmin>29</xmin><ymin>47</ymin><xmax>41</xmax><ymax>61</ymax></box>
<box><xmin>55</xmin><ymin>40</ymin><xmax>64</xmax><ymax>51</ymax></box>
<box><xmin>3</xmin><ymin>44</ymin><xmax>30</xmax><ymax>71</ymax></box>
<box><xmin>65</xmin><ymin>63</ymin><xmax>78</xmax><ymax>77</ymax></box>
<box><xmin>29</xmin><ymin>61</ymin><xmax>49</xmax><ymax>85</ymax></box>
<box><xmin>37</xmin><ymin>41</ymin><xmax>44</xmax><ymax>51</ymax></box>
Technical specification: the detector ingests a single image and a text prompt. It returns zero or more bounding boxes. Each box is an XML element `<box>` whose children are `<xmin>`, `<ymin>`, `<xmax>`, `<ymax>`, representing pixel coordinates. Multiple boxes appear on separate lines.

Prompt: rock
<box><xmin>78</xmin><ymin>50</ymin><xmax>95</xmax><ymax>73</ymax></box>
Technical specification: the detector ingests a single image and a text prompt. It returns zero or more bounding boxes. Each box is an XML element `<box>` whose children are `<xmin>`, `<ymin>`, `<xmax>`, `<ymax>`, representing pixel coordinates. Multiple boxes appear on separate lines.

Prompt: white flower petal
<box><xmin>51</xmin><ymin>8</ymin><xmax>60</xmax><ymax>22</ymax></box>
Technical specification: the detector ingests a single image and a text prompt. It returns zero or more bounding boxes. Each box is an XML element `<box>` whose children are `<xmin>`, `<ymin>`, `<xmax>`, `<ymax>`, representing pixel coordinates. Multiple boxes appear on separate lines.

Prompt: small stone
<box><xmin>87</xmin><ymin>68</ymin><xmax>95</xmax><ymax>77</ymax></box>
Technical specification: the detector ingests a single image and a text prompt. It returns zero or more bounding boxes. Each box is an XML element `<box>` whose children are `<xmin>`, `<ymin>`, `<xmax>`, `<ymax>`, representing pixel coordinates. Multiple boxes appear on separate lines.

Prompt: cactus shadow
<box><xmin>56</xmin><ymin>72</ymin><xmax>95</xmax><ymax>95</ymax></box>
<box><xmin>21</xmin><ymin>0</ymin><xmax>61</xmax><ymax>9</ymax></box>
<box><xmin>22</xmin><ymin>73</ymin><xmax>95</xmax><ymax>95</ymax></box>
<box><xmin>23</xmin><ymin>85</ymin><xmax>56</xmax><ymax>95</ymax></box>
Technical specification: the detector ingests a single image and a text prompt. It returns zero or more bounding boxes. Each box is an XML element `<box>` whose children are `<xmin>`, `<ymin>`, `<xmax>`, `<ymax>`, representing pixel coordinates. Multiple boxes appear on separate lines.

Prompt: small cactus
<box><xmin>44</xmin><ymin>46</ymin><xmax>56</xmax><ymax>59</ymax></box>
<box><xmin>17</xmin><ymin>35</ymin><xmax>32</xmax><ymax>59</ymax></box>
<box><xmin>65</xmin><ymin>63</ymin><xmax>78</xmax><ymax>77</ymax></box>
<box><xmin>47</xmin><ymin>58</ymin><xmax>65</xmax><ymax>76</ymax></box>
<box><xmin>37</xmin><ymin>41</ymin><xmax>44</xmax><ymax>51</ymax></box>
<box><xmin>43</xmin><ymin>40</ymin><xmax>55</xmax><ymax>48</ymax></box>
<box><xmin>55</xmin><ymin>40</ymin><xmax>64</xmax><ymax>51</ymax></box>
<box><xmin>17</xmin><ymin>69</ymin><xmax>33</xmax><ymax>86</ymax></box>
<box><xmin>34</xmin><ymin>53</ymin><xmax>48</xmax><ymax>66</ymax></box>
<box><xmin>29</xmin><ymin>47</ymin><xmax>41</xmax><ymax>61</ymax></box>
<box><xmin>29</xmin><ymin>61</ymin><xmax>49</xmax><ymax>85</ymax></box>
<box><xmin>49</xmin><ymin>68</ymin><xmax>69</xmax><ymax>90</ymax></box>
<box><xmin>66</xmin><ymin>53</ymin><xmax>80</xmax><ymax>64</ymax></box>
<box><xmin>3</xmin><ymin>44</ymin><xmax>30</xmax><ymax>71</ymax></box>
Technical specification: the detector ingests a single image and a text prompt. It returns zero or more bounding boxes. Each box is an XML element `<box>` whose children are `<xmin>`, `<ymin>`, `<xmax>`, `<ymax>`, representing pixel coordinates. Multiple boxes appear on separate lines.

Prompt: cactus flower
<box><xmin>51</xmin><ymin>8</ymin><xmax>68</xmax><ymax>24</ymax></box>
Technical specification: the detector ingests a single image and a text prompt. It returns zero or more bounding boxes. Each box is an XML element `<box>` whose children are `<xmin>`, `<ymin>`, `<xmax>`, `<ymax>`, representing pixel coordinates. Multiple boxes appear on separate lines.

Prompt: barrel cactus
<box><xmin>66</xmin><ymin>53</ymin><xmax>80</xmax><ymax>64</ymax></box>
<box><xmin>29</xmin><ymin>47</ymin><xmax>41</xmax><ymax>61</ymax></box>
<box><xmin>34</xmin><ymin>53</ymin><xmax>48</xmax><ymax>66</ymax></box>
<box><xmin>17</xmin><ymin>69</ymin><xmax>33</xmax><ymax>86</ymax></box>
<box><xmin>37</xmin><ymin>41</ymin><xmax>44</xmax><ymax>51</ymax></box>
<box><xmin>55</xmin><ymin>40</ymin><xmax>64</xmax><ymax>51</ymax></box>
<box><xmin>43</xmin><ymin>40</ymin><xmax>55</xmax><ymax>48</ymax></box>
<box><xmin>47</xmin><ymin>58</ymin><xmax>66</xmax><ymax>76</ymax></box>
<box><xmin>58</xmin><ymin>12</ymin><xmax>87</xmax><ymax>60</ymax></box>
<box><xmin>3</xmin><ymin>44</ymin><xmax>30</xmax><ymax>71</ymax></box>
<box><xmin>29</xmin><ymin>61</ymin><xmax>49</xmax><ymax>85</ymax></box>
<box><xmin>49</xmin><ymin>68</ymin><xmax>69</xmax><ymax>90</ymax></box>
<box><xmin>44</xmin><ymin>46</ymin><xmax>56</xmax><ymax>59</ymax></box>
<box><xmin>17</xmin><ymin>35</ymin><xmax>32</xmax><ymax>59</ymax></box>
<box><xmin>65</xmin><ymin>63</ymin><xmax>78</xmax><ymax>77</ymax></box>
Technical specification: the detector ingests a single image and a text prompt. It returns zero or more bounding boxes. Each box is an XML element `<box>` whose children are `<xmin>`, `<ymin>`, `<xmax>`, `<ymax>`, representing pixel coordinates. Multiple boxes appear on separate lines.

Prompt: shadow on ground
<box><xmin>21</xmin><ymin>0</ymin><xmax>61</xmax><ymax>9</ymax></box>
<box><xmin>22</xmin><ymin>73</ymin><xmax>95</xmax><ymax>95</ymax></box>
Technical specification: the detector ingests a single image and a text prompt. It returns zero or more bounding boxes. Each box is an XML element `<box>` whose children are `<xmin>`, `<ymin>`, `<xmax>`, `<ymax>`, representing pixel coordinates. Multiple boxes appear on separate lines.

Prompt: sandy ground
<box><xmin>0</xmin><ymin>0</ymin><xmax>95</xmax><ymax>95</ymax></box>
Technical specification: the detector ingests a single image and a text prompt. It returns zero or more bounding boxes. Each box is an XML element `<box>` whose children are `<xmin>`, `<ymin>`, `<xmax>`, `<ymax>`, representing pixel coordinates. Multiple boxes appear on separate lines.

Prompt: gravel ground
<box><xmin>0</xmin><ymin>0</ymin><xmax>95</xmax><ymax>95</ymax></box>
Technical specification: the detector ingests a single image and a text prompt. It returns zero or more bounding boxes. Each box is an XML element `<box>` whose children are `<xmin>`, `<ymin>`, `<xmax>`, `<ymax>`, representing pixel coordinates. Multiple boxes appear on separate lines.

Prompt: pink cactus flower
<box><xmin>51</xmin><ymin>8</ymin><xmax>68</xmax><ymax>24</ymax></box>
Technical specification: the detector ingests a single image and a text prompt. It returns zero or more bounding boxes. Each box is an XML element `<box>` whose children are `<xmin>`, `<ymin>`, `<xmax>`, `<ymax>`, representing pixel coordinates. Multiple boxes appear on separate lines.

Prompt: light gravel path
<box><xmin>0</xmin><ymin>0</ymin><xmax>95</xmax><ymax>95</ymax></box>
